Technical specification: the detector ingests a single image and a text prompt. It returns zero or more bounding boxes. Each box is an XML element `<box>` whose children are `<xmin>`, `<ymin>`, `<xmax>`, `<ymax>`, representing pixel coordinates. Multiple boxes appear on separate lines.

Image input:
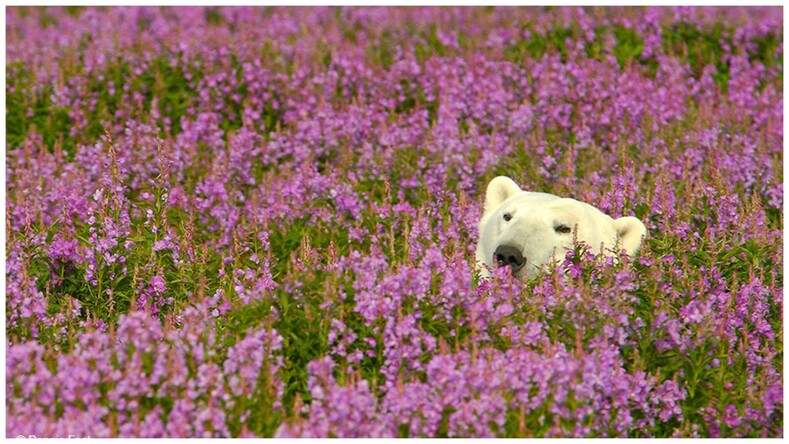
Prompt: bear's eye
<box><xmin>555</xmin><ymin>224</ymin><xmax>572</xmax><ymax>234</ymax></box>
<box><xmin>503</xmin><ymin>212</ymin><xmax>512</xmax><ymax>222</ymax></box>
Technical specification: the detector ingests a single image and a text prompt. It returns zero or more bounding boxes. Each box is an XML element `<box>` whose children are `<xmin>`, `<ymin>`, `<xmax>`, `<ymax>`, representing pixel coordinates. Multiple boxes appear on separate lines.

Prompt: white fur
<box><xmin>475</xmin><ymin>176</ymin><xmax>647</xmax><ymax>280</ymax></box>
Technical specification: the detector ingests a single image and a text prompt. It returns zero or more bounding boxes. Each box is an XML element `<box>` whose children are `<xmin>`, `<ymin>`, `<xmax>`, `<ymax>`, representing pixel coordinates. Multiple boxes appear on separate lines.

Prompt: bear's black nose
<box><xmin>494</xmin><ymin>245</ymin><xmax>525</xmax><ymax>270</ymax></box>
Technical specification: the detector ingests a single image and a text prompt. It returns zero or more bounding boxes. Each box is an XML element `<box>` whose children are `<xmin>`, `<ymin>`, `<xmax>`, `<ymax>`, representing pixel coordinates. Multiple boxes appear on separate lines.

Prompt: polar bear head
<box><xmin>475</xmin><ymin>176</ymin><xmax>647</xmax><ymax>281</ymax></box>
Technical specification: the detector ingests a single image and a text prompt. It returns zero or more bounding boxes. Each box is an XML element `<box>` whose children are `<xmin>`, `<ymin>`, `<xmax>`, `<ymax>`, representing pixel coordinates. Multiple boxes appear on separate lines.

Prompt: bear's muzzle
<box><xmin>494</xmin><ymin>245</ymin><xmax>525</xmax><ymax>275</ymax></box>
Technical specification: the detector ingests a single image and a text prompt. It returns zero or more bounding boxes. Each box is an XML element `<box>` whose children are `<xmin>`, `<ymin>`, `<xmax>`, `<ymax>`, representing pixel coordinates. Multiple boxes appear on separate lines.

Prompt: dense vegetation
<box><xmin>6</xmin><ymin>6</ymin><xmax>782</xmax><ymax>437</ymax></box>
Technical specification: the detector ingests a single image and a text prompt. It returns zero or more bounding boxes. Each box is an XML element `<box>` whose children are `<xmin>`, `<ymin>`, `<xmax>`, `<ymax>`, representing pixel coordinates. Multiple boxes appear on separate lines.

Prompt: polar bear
<box><xmin>476</xmin><ymin>176</ymin><xmax>647</xmax><ymax>280</ymax></box>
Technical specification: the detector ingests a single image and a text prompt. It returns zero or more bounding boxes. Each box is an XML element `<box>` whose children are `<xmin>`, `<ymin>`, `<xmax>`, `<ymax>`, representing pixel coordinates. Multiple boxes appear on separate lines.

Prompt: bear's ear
<box><xmin>613</xmin><ymin>216</ymin><xmax>647</xmax><ymax>256</ymax></box>
<box><xmin>484</xmin><ymin>176</ymin><xmax>522</xmax><ymax>214</ymax></box>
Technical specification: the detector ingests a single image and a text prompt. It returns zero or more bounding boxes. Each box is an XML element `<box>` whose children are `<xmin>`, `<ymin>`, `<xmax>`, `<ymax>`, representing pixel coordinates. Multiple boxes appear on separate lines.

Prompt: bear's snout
<box><xmin>494</xmin><ymin>245</ymin><xmax>525</xmax><ymax>272</ymax></box>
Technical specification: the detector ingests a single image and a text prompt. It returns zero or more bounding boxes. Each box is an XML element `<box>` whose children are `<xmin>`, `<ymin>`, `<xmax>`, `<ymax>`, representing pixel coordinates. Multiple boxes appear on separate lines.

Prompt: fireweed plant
<box><xmin>5</xmin><ymin>6</ymin><xmax>783</xmax><ymax>438</ymax></box>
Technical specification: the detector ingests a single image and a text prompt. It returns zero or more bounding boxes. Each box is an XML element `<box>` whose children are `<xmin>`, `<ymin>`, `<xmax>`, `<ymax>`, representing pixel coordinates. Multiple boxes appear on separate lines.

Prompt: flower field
<box><xmin>5</xmin><ymin>6</ymin><xmax>783</xmax><ymax>438</ymax></box>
